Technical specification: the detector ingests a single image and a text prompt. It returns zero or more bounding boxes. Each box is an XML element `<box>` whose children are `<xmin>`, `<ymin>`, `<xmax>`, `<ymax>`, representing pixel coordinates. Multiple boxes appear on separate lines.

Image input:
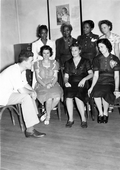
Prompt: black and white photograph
<box><xmin>1</xmin><ymin>0</ymin><xmax>120</xmax><ymax>170</ymax></box>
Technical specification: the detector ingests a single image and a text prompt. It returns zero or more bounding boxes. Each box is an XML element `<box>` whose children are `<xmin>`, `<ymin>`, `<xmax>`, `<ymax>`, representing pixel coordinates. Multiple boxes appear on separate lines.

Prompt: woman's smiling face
<box><xmin>71</xmin><ymin>46</ymin><xmax>81</xmax><ymax>58</ymax></box>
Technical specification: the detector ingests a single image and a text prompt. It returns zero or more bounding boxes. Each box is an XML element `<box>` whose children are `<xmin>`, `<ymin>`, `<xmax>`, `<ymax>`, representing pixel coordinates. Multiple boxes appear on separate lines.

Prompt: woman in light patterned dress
<box><xmin>98</xmin><ymin>20</ymin><xmax>120</xmax><ymax>59</ymax></box>
<box><xmin>34</xmin><ymin>45</ymin><xmax>63</xmax><ymax>125</ymax></box>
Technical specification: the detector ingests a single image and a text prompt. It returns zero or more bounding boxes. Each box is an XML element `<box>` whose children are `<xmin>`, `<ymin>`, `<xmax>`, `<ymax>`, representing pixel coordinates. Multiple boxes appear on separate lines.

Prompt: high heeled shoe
<box><xmin>66</xmin><ymin>121</ymin><xmax>74</xmax><ymax>128</ymax></box>
<box><xmin>97</xmin><ymin>115</ymin><xmax>104</xmax><ymax>123</ymax></box>
<box><xmin>103</xmin><ymin>115</ymin><xmax>109</xmax><ymax>123</ymax></box>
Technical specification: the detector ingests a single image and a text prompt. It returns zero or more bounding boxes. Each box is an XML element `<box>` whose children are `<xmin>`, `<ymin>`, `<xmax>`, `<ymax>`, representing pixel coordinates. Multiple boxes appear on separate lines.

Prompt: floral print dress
<box><xmin>34</xmin><ymin>60</ymin><xmax>63</xmax><ymax>104</ymax></box>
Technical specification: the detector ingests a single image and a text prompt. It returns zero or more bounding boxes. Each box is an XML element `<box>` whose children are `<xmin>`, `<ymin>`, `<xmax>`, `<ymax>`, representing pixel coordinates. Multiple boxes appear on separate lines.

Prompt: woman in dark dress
<box><xmin>88</xmin><ymin>39</ymin><xmax>120</xmax><ymax>123</ymax></box>
<box><xmin>77</xmin><ymin>20</ymin><xmax>99</xmax><ymax>65</ymax></box>
<box><xmin>77</xmin><ymin>20</ymin><xmax>99</xmax><ymax>120</ymax></box>
<box><xmin>64</xmin><ymin>43</ymin><xmax>93</xmax><ymax>128</ymax></box>
<box><xmin>56</xmin><ymin>23</ymin><xmax>77</xmax><ymax>87</ymax></box>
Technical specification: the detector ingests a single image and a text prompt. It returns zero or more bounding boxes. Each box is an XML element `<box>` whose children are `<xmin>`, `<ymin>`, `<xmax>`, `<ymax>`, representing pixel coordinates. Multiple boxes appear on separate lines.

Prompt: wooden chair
<box><xmin>109</xmin><ymin>97</ymin><xmax>120</xmax><ymax>114</ymax></box>
<box><xmin>0</xmin><ymin>104</ymin><xmax>24</xmax><ymax>131</ymax></box>
<box><xmin>37</xmin><ymin>99</ymin><xmax>62</xmax><ymax>121</ymax></box>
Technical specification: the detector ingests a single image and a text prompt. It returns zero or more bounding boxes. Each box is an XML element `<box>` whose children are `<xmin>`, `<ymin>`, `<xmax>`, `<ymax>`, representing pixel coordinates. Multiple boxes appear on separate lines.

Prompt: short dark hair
<box><xmin>39</xmin><ymin>45</ymin><xmax>53</xmax><ymax>57</ymax></box>
<box><xmin>98</xmin><ymin>20</ymin><xmax>113</xmax><ymax>32</ymax></box>
<box><xmin>83</xmin><ymin>20</ymin><xmax>95</xmax><ymax>29</ymax></box>
<box><xmin>60</xmin><ymin>23</ymin><xmax>73</xmax><ymax>34</ymax></box>
<box><xmin>70</xmin><ymin>41</ymin><xmax>81</xmax><ymax>51</ymax></box>
<box><xmin>18</xmin><ymin>50</ymin><xmax>34</xmax><ymax>63</ymax></box>
<box><xmin>36</xmin><ymin>25</ymin><xmax>48</xmax><ymax>38</ymax></box>
<box><xmin>97</xmin><ymin>38</ymin><xmax>112</xmax><ymax>53</ymax></box>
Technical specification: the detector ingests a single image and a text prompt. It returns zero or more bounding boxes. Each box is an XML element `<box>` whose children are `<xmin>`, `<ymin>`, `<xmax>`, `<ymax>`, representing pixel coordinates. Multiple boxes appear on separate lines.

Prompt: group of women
<box><xmin>31</xmin><ymin>19</ymin><xmax>120</xmax><ymax>127</ymax></box>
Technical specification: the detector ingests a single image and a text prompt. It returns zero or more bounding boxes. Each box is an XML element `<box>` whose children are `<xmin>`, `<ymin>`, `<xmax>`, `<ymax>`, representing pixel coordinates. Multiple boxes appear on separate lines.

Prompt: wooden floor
<box><xmin>1</xmin><ymin>106</ymin><xmax>120</xmax><ymax>170</ymax></box>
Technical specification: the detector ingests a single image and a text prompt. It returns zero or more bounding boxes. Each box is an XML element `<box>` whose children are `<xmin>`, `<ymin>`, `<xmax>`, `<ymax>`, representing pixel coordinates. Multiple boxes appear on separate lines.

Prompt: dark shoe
<box><xmin>81</xmin><ymin>121</ymin><xmax>87</xmax><ymax>128</ymax></box>
<box><xmin>25</xmin><ymin>129</ymin><xmax>46</xmax><ymax>138</ymax></box>
<box><xmin>97</xmin><ymin>115</ymin><xmax>104</xmax><ymax>123</ymax></box>
<box><xmin>103</xmin><ymin>115</ymin><xmax>109</xmax><ymax>123</ymax></box>
<box><xmin>66</xmin><ymin>121</ymin><xmax>74</xmax><ymax>128</ymax></box>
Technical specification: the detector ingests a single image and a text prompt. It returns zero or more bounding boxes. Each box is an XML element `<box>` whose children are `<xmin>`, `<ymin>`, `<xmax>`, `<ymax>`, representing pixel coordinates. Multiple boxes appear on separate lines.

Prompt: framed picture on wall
<box><xmin>56</xmin><ymin>4</ymin><xmax>70</xmax><ymax>25</ymax></box>
<box><xmin>48</xmin><ymin>0</ymin><xmax>81</xmax><ymax>40</ymax></box>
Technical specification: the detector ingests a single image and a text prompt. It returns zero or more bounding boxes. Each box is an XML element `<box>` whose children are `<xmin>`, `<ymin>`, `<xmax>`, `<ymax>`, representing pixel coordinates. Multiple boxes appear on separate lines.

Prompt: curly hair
<box><xmin>60</xmin><ymin>23</ymin><xmax>73</xmax><ymax>34</ymax></box>
<box><xmin>39</xmin><ymin>45</ymin><xmax>53</xmax><ymax>57</ymax></box>
<box><xmin>18</xmin><ymin>50</ymin><xmax>33</xmax><ymax>63</ymax></box>
<box><xmin>98</xmin><ymin>20</ymin><xmax>113</xmax><ymax>32</ymax></box>
<box><xmin>83</xmin><ymin>20</ymin><xmax>95</xmax><ymax>29</ymax></box>
<box><xmin>97</xmin><ymin>38</ymin><xmax>112</xmax><ymax>53</ymax></box>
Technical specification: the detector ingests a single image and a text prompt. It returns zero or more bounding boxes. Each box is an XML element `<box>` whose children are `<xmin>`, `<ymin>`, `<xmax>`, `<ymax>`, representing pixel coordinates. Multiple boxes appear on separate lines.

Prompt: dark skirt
<box><xmin>91</xmin><ymin>84</ymin><xmax>115</xmax><ymax>104</ymax></box>
<box><xmin>64</xmin><ymin>75</ymin><xmax>89</xmax><ymax>103</ymax></box>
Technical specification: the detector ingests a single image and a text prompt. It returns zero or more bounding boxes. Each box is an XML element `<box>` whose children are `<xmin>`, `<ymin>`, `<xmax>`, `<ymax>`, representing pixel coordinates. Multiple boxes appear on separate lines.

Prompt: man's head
<box><xmin>18</xmin><ymin>50</ymin><xmax>34</xmax><ymax>70</ymax></box>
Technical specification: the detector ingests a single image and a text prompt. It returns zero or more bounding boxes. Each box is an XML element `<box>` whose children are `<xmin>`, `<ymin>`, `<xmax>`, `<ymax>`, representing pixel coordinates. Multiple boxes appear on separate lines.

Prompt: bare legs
<box><xmin>44</xmin><ymin>97</ymin><xmax>60</xmax><ymax>124</ymax></box>
<box><xmin>94</xmin><ymin>97</ymin><xmax>109</xmax><ymax>123</ymax></box>
<box><xmin>66</xmin><ymin>97</ymin><xmax>87</xmax><ymax>127</ymax></box>
<box><xmin>94</xmin><ymin>98</ymin><xmax>103</xmax><ymax>116</ymax></box>
<box><xmin>75</xmin><ymin>97</ymin><xmax>86</xmax><ymax>122</ymax></box>
<box><xmin>94</xmin><ymin>97</ymin><xmax>109</xmax><ymax>116</ymax></box>
<box><xmin>66</xmin><ymin>98</ymin><xmax>74</xmax><ymax>122</ymax></box>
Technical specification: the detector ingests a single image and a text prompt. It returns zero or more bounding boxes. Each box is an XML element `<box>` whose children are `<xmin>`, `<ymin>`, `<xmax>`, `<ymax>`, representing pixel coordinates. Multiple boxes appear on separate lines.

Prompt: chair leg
<box><xmin>57</xmin><ymin>102</ymin><xmax>61</xmax><ymax>121</ymax></box>
<box><xmin>86</xmin><ymin>102</ymin><xmax>90</xmax><ymax>119</ymax></box>
<box><xmin>89</xmin><ymin>97</ymin><xmax>95</xmax><ymax>121</ymax></box>
<box><xmin>9</xmin><ymin>108</ymin><xmax>16</xmax><ymax>125</ymax></box>
<box><xmin>16</xmin><ymin>104</ymin><xmax>25</xmax><ymax>132</ymax></box>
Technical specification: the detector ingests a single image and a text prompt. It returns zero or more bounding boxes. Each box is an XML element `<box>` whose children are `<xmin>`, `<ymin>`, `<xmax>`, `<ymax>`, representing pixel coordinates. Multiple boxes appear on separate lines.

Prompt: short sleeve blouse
<box><xmin>93</xmin><ymin>54</ymin><xmax>120</xmax><ymax>72</ymax></box>
<box><xmin>64</xmin><ymin>58</ymin><xmax>92</xmax><ymax>76</ymax></box>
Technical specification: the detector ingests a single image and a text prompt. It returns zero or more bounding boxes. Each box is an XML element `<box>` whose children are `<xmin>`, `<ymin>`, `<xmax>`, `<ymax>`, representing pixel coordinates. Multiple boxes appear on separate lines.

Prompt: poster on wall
<box><xmin>49</xmin><ymin>0</ymin><xmax>81</xmax><ymax>40</ymax></box>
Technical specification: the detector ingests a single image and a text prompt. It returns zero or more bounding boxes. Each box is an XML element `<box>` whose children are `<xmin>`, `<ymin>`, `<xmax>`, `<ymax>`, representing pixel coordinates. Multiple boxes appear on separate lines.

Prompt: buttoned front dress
<box><xmin>34</xmin><ymin>60</ymin><xmax>63</xmax><ymax>104</ymax></box>
<box><xmin>77</xmin><ymin>32</ymin><xmax>99</xmax><ymax>65</ymax></box>
<box><xmin>64</xmin><ymin>58</ymin><xmax>92</xmax><ymax>103</ymax></box>
<box><xmin>91</xmin><ymin>54</ymin><xmax>120</xmax><ymax>104</ymax></box>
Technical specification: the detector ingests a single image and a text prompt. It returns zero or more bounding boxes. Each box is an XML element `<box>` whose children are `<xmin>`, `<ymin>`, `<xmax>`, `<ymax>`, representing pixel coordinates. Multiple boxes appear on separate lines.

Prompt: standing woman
<box><xmin>99</xmin><ymin>20</ymin><xmax>120</xmax><ymax>59</ymax></box>
<box><xmin>32</xmin><ymin>25</ymin><xmax>55</xmax><ymax>61</ymax></box>
<box><xmin>64</xmin><ymin>43</ymin><xmax>93</xmax><ymax>128</ymax></box>
<box><xmin>77</xmin><ymin>20</ymin><xmax>99</xmax><ymax>65</ymax></box>
<box><xmin>88</xmin><ymin>39</ymin><xmax>120</xmax><ymax>123</ymax></box>
<box><xmin>56</xmin><ymin>23</ymin><xmax>77</xmax><ymax>87</ymax></box>
<box><xmin>32</xmin><ymin>25</ymin><xmax>56</xmax><ymax>90</ymax></box>
<box><xmin>77</xmin><ymin>20</ymin><xmax>99</xmax><ymax>120</ymax></box>
<box><xmin>34</xmin><ymin>45</ymin><xmax>63</xmax><ymax>125</ymax></box>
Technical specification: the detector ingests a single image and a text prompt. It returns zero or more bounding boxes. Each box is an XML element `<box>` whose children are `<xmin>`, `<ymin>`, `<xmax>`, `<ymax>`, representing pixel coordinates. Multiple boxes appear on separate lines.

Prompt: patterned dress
<box><xmin>91</xmin><ymin>54</ymin><xmax>120</xmax><ymax>104</ymax></box>
<box><xmin>34</xmin><ymin>60</ymin><xmax>63</xmax><ymax>104</ymax></box>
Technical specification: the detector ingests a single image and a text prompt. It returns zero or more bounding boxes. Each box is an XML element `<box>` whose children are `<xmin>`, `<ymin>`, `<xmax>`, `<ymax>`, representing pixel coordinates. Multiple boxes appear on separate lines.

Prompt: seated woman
<box><xmin>34</xmin><ymin>45</ymin><xmax>63</xmax><ymax>125</ymax></box>
<box><xmin>64</xmin><ymin>43</ymin><xmax>93</xmax><ymax>128</ymax></box>
<box><xmin>88</xmin><ymin>39</ymin><xmax>120</xmax><ymax>123</ymax></box>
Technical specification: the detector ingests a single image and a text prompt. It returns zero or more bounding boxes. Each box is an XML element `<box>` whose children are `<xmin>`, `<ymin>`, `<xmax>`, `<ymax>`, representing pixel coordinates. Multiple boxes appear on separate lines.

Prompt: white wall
<box><xmin>1</xmin><ymin>0</ymin><xmax>19</xmax><ymax>71</ymax></box>
<box><xmin>17</xmin><ymin>0</ymin><xmax>48</xmax><ymax>43</ymax></box>
<box><xmin>1</xmin><ymin>0</ymin><xmax>47</xmax><ymax>71</ymax></box>
<box><xmin>82</xmin><ymin>0</ymin><xmax>120</xmax><ymax>36</ymax></box>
